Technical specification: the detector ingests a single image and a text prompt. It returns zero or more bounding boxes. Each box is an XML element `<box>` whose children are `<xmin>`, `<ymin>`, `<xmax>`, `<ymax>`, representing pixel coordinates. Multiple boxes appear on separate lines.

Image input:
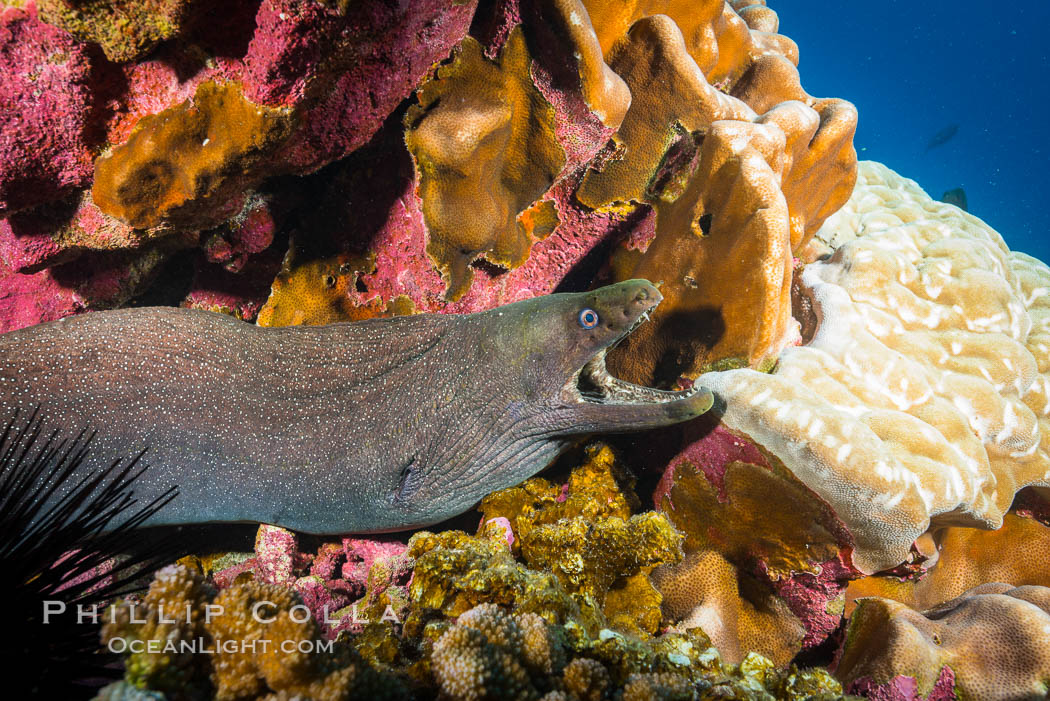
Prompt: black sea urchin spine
<box><xmin>3</xmin><ymin>408</ymin><xmax>179</xmax><ymax>697</ymax></box>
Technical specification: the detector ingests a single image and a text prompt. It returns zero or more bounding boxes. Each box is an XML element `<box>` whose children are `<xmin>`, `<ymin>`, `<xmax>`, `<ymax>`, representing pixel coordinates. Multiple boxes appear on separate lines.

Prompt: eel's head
<box><xmin>520</xmin><ymin>279</ymin><xmax>714</xmax><ymax>434</ymax></box>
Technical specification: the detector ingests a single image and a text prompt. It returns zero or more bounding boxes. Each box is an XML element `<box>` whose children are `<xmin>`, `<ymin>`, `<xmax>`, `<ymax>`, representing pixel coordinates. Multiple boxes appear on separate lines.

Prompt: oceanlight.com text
<box><xmin>106</xmin><ymin>637</ymin><xmax>336</xmax><ymax>655</ymax></box>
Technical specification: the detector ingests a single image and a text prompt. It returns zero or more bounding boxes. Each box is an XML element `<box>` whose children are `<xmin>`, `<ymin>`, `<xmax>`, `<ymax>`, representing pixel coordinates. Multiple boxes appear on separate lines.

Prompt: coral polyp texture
<box><xmin>698</xmin><ymin>160</ymin><xmax>1050</xmax><ymax>575</ymax></box>
<box><xmin>92</xmin><ymin>81</ymin><xmax>294</xmax><ymax>231</ymax></box>
<box><xmin>836</xmin><ymin>584</ymin><xmax>1050</xmax><ymax>700</ymax></box>
<box><xmin>844</xmin><ymin>509</ymin><xmax>1050</xmax><ymax>613</ymax></box>
<box><xmin>404</xmin><ymin>29</ymin><xmax>566</xmax><ymax>301</ymax></box>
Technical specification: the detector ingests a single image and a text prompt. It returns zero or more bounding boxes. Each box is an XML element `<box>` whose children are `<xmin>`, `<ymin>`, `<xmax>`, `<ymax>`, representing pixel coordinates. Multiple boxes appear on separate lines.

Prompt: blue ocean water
<box><xmin>775</xmin><ymin>2</ymin><xmax>1050</xmax><ymax>262</ymax></box>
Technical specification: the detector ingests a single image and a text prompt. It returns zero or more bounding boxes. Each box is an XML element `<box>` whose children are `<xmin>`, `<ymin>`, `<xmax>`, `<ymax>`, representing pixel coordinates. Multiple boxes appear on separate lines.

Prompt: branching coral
<box><xmin>427</xmin><ymin>602</ymin><xmax>844</xmax><ymax>701</ymax></box>
<box><xmin>102</xmin><ymin>565</ymin><xmax>217</xmax><ymax>698</ymax></box>
<box><xmin>430</xmin><ymin>603</ymin><xmax>565</xmax><ymax>700</ymax></box>
<box><xmin>836</xmin><ymin>584</ymin><xmax>1050</xmax><ymax>700</ymax></box>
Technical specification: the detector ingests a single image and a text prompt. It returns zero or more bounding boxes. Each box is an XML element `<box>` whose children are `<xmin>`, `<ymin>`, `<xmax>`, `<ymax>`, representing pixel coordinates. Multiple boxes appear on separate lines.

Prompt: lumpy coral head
<box><xmin>581</xmin><ymin>0</ymin><xmax>754</xmax><ymax>86</ymax></box>
<box><xmin>576</xmin><ymin>11</ymin><xmax>855</xmax><ymax>384</ymax></box>
<box><xmin>699</xmin><ymin>161</ymin><xmax>1050</xmax><ymax>574</ymax></box>
<box><xmin>405</xmin><ymin>28</ymin><xmax>566</xmax><ymax>301</ymax></box>
<box><xmin>846</xmin><ymin>511</ymin><xmax>1050</xmax><ymax>614</ymax></box>
<box><xmin>37</xmin><ymin>0</ymin><xmax>196</xmax><ymax>63</ymax></box>
<box><xmin>837</xmin><ymin>584</ymin><xmax>1050</xmax><ymax>700</ymax></box>
<box><xmin>92</xmin><ymin>81</ymin><xmax>295</xmax><ymax>231</ymax></box>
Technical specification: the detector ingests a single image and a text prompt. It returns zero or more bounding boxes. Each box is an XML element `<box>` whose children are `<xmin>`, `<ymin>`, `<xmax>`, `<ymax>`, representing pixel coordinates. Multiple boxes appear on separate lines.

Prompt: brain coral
<box><xmin>698</xmin><ymin>161</ymin><xmax>1050</xmax><ymax>573</ymax></box>
<box><xmin>836</xmin><ymin>584</ymin><xmax>1050</xmax><ymax>700</ymax></box>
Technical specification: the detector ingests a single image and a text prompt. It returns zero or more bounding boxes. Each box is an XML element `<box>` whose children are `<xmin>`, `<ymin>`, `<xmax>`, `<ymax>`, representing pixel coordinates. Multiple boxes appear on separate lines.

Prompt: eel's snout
<box><xmin>622</xmin><ymin>280</ymin><xmax>662</xmax><ymax>318</ymax></box>
<box><xmin>593</xmin><ymin>279</ymin><xmax>662</xmax><ymax>335</ymax></box>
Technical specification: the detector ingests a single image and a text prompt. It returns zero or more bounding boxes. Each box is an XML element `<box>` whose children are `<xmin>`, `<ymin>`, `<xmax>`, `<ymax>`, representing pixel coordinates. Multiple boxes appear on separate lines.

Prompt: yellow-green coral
<box><xmin>102</xmin><ymin>564</ymin><xmax>215</xmax><ymax>698</ymax></box>
<box><xmin>406</xmin><ymin>528</ymin><xmax>583</xmax><ymax>634</ymax></box>
<box><xmin>38</xmin><ymin>0</ymin><xmax>197</xmax><ymax>62</ymax></box>
<box><xmin>425</xmin><ymin>603</ymin><xmax>847</xmax><ymax>701</ymax></box>
<box><xmin>478</xmin><ymin>444</ymin><xmax>682</xmax><ymax>636</ymax></box>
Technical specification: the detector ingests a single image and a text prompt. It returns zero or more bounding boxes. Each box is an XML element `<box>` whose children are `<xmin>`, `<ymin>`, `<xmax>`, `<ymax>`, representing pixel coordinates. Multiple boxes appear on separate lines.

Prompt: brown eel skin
<box><xmin>0</xmin><ymin>280</ymin><xmax>713</xmax><ymax>533</ymax></box>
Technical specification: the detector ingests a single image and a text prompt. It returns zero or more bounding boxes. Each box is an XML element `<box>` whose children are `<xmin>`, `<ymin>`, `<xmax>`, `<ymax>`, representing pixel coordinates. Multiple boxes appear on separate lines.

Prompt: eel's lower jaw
<box><xmin>563</xmin><ymin>347</ymin><xmax>709</xmax><ymax>406</ymax></box>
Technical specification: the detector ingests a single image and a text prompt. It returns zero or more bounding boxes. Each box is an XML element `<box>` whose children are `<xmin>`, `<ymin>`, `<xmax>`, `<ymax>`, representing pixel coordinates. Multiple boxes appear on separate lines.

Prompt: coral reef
<box><xmin>426</xmin><ymin>601</ymin><xmax>846</xmax><ymax>700</ymax></box>
<box><xmin>1</xmin><ymin>0</ymin><xmax>476</xmax><ymax>328</ymax></box>
<box><xmin>101</xmin><ymin>564</ymin><xmax>409</xmax><ymax>700</ymax></box>
<box><xmin>405</xmin><ymin>442</ymin><xmax>687</xmax><ymax>640</ymax></box>
<box><xmin>845</xmin><ymin>510</ymin><xmax>1050</xmax><ymax>613</ymax></box>
<box><xmin>104</xmin><ymin>564</ymin><xmax>848</xmax><ymax>700</ymax></box>
<box><xmin>36</xmin><ymin>0</ymin><xmax>196</xmax><ymax>63</ymax></box>
<box><xmin>476</xmin><ymin>443</ymin><xmax>681</xmax><ymax>637</ymax></box>
<box><xmin>404</xmin><ymin>28</ymin><xmax>566</xmax><ymax>300</ymax></box>
<box><xmin>188</xmin><ymin>525</ymin><xmax>412</xmax><ymax>639</ymax></box>
<box><xmin>92</xmin><ymin>81</ymin><xmax>294</xmax><ymax>231</ymax></box>
<box><xmin>836</xmin><ymin>584</ymin><xmax>1050</xmax><ymax>700</ymax></box>
<box><xmin>590</xmin><ymin>6</ymin><xmax>857</xmax><ymax>385</ymax></box>
<box><xmin>640</xmin><ymin>416</ymin><xmax>852</xmax><ymax>661</ymax></box>
<box><xmin>28</xmin><ymin>0</ymin><xmax>1050</xmax><ymax>697</ymax></box>
<box><xmin>638</xmin><ymin>161</ymin><xmax>1050</xmax><ymax>672</ymax></box>
<box><xmin>2</xmin><ymin>0</ymin><xmax>859</xmax><ymax>399</ymax></box>
<box><xmin>697</xmin><ymin>161</ymin><xmax>1050</xmax><ymax>575</ymax></box>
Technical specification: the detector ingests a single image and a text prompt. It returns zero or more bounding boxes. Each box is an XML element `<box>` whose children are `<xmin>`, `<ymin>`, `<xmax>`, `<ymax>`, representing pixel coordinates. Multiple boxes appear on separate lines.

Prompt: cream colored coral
<box><xmin>700</xmin><ymin>161</ymin><xmax>1050</xmax><ymax>573</ymax></box>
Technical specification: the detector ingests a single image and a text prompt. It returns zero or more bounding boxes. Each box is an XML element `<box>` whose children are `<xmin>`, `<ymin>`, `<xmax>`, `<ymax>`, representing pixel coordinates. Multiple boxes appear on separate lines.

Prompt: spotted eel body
<box><xmin>0</xmin><ymin>280</ymin><xmax>712</xmax><ymax>533</ymax></box>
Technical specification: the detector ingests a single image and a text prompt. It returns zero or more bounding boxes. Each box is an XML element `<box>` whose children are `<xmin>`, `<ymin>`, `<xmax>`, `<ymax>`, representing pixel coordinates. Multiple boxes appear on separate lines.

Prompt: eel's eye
<box><xmin>578</xmin><ymin>308</ymin><xmax>599</xmax><ymax>328</ymax></box>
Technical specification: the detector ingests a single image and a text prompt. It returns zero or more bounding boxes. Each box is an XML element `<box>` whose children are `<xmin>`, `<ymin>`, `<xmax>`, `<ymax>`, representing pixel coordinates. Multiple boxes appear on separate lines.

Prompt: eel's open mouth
<box><xmin>564</xmin><ymin>312</ymin><xmax>706</xmax><ymax>405</ymax></box>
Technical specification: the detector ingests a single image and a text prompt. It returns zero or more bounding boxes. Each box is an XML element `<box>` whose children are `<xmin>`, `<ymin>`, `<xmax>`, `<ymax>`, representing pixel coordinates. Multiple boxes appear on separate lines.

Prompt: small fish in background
<box><xmin>924</xmin><ymin>123</ymin><xmax>959</xmax><ymax>152</ymax></box>
<box><xmin>941</xmin><ymin>187</ymin><xmax>968</xmax><ymax>211</ymax></box>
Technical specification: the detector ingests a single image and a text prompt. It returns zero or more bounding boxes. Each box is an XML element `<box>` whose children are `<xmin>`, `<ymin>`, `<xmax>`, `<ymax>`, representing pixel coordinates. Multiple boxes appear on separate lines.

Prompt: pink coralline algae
<box><xmin>0</xmin><ymin>5</ymin><xmax>96</xmax><ymax>217</ymax></box>
<box><xmin>645</xmin><ymin>415</ymin><xmax>861</xmax><ymax>658</ymax></box>
<box><xmin>0</xmin><ymin>0</ymin><xmax>477</xmax><ymax>329</ymax></box>
<box><xmin>846</xmin><ymin>667</ymin><xmax>957</xmax><ymax>701</ymax></box>
<box><xmin>0</xmin><ymin>192</ymin><xmax>140</xmax><ymax>273</ymax></box>
<box><xmin>210</xmin><ymin>525</ymin><xmax>410</xmax><ymax>638</ymax></box>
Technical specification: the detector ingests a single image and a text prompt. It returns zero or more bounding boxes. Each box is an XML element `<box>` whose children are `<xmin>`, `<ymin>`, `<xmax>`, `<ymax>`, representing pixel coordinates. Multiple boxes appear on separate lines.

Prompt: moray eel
<box><xmin>0</xmin><ymin>280</ymin><xmax>712</xmax><ymax>533</ymax></box>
